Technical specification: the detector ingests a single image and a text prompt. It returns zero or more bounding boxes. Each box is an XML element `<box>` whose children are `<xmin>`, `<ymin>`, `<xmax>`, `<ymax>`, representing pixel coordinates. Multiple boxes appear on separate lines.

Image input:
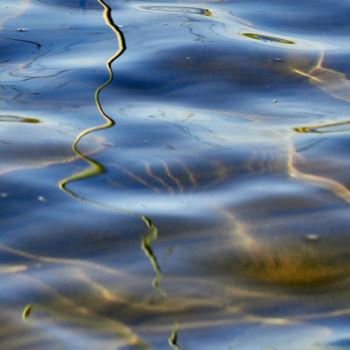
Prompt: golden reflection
<box><xmin>288</xmin><ymin>123</ymin><xmax>350</xmax><ymax>203</ymax></box>
<box><xmin>174</xmin><ymin>159</ymin><xmax>197</xmax><ymax>191</ymax></box>
<box><xmin>0</xmin><ymin>118</ymin><xmax>106</xmax><ymax>178</ymax></box>
<box><xmin>217</xmin><ymin>208</ymin><xmax>350</xmax><ymax>287</ymax></box>
<box><xmin>4</xmin><ymin>2</ymin><xmax>350</xmax><ymax>349</ymax></box>
<box><xmin>132</xmin><ymin>157</ymin><xmax>235</xmax><ymax>193</ymax></box>
<box><xmin>161</xmin><ymin>161</ymin><xmax>184</xmax><ymax>192</ymax></box>
<box><xmin>73</xmin><ymin>269</ymin><xmax>125</xmax><ymax>304</ymax></box>
<box><xmin>0</xmin><ymin>321</ymin><xmax>64</xmax><ymax>350</ymax></box>
<box><xmin>0</xmin><ymin>241</ymin><xmax>242</xmax><ymax>348</ymax></box>
<box><xmin>235</xmin><ymin>242</ymin><xmax>347</xmax><ymax>285</ymax></box>
<box><xmin>219</xmin><ymin>208</ymin><xmax>258</xmax><ymax>251</ymax></box>
<box><xmin>114</xmin><ymin>154</ymin><xmax>240</xmax><ymax>195</ymax></box>
<box><xmin>21</xmin><ymin>303</ymin><xmax>147</xmax><ymax>349</ymax></box>
<box><xmin>0</xmin><ymin>234</ymin><xmax>347</xmax><ymax>348</ymax></box>
<box><xmin>17</xmin><ymin>269</ymin><xmax>151</xmax><ymax>348</ymax></box>
<box><xmin>0</xmin><ymin>243</ymin><xmax>125</xmax><ymax>277</ymax></box>
<box><xmin>294</xmin><ymin>120</ymin><xmax>350</xmax><ymax>134</ymax></box>
<box><xmin>0</xmin><ymin>264</ymin><xmax>27</xmax><ymax>273</ymax></box>
<box><xmin>108</xmin><ymin>163</ymin><xmax>163</xmax><ymax>193</ymax></box>
<box><xmin>145</xmin><ymin>163</ymin><xmax>175</xmax><ymax>194</ymax></box>
<box><xmin>107</xmin><ymin>157</ymin><xmax>202</xmax><ymax>194</ymax></box>
<box><xmin>293</xmin><ymin>49</ymin><xmax>350</xmax><ymax>102</ymax></box>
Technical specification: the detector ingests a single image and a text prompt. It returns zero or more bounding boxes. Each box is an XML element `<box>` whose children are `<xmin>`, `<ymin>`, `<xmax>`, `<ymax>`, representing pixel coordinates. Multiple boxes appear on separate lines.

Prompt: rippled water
<box><xmin>2</xmin><ymin>0</ymin><xmax>350</xmax><ymax>349</ymax></box>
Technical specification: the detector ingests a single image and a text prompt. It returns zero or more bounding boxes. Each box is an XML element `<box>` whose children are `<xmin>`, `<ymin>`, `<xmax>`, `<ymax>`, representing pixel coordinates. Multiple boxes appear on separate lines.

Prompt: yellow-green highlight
<box><xmin>293</xmin><ymin>48</ymin><xmax>350</xmax><ymax>102</ymax></box>
<box><xmin>59</xmin><ymin>0</ymin><xmax>126</xmax><ymax>192</ymax></box>
<box><xmin>294</xmin><ymin>120</ymin><xmax>350</xmax><ymax>134</ymax></box>
<box><xmin>21</xmin><ymin>302</ymin><xmax>151</xmax><ymax>349</ymax></box>
<box><xmin>288</xmin><ymin>124</ymin><xmax>350</xmax><ymax>203</ymax></box>
<box><xmin>22</xmin><ymin>304</ymin><xmax>33</xmax><ymax>320</ymax></box>
<box><xmin>58</xmin><ymin>0</ymin><xmax>164</xmax><ymax>295</ymax></box>
<box><xmin>142</xmin><ymin>216</ymin><xmax>167</xmax><ymax>297</ymax></box>
<box><xmin>168</xmin><ymin>325</ymin><xmax>184</xmax><ymax>350</ymax></box>
<box><xmin>243</xmin><ymin>32</ymin><xmax>295</xmax><ymax>45</ymax></box>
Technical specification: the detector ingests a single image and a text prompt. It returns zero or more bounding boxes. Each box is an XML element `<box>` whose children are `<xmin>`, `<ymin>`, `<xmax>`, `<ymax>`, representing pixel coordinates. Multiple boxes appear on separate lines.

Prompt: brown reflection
<box><xmin>3</xmin><ymin>1</ymin><xmax>350</xmax><ymax>349</ymax></box>
<box><xmin>293</xmin><ymin>49</ymin><xmax>350</xmax><ymax>102</ymax></box>
<box><xmin>230</xmin><ymin>240</ymin><xmax>347</xmax><ymax>286</ymax></box>
<box><xmin>0</xmin><ymin>244</ymin><xmax>150</xmax><ymax>348</ymax></box>
<box><xmin>0</xmin><ymin>119</ymin><xmax>105</xmax><ymax>177</ymax></box>
<box><xmin>1</xmin><ymin>202</ymin><xmax>350</xmax><ymax>350</ymax></box>
<box><xmin>288</xmin><ymin>121</ymin><xmax>350</xmax><ymax>203</ymax></box>
<box><xmin>0</xmin><ymin>310</ymin><xmax>64</xmax><ymax>350</ymax></box>
<box><xmin>0</xmin><ymin>114</ymin><xmax>39</xmax><ymax>123</ymax></box>
<box><xmin>107</xmin><ymin>154</ymin><xmax>234</xmax><ymax>195</ymax></box>
<box><xmin>0</xmin><ymin>230</ymin><xmax>341</xmax><ymax>349</ymax></box>
<box><xmin>208</xmin><ymin>207</ymin><xmax>350</xmax><ymax>288</ymax></box>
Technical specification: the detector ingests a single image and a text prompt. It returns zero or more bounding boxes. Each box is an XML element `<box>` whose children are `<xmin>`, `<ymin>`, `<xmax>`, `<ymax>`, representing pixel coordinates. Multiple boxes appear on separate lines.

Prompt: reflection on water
<box><xmin>139</xmin><ymin>5</ymin><xmax>211</xmax><ymax>16</ymax></box>
<box><xmin>59</xmin><ymin>0</ymin><xmax>125</xmax><ymax>198</ymax></box>
<box><xmin>2</xmin><ymin>0</ymin><xmax>350</xmax><ymax>349</ymax></box>
<box><xmin>242</xmin><ymin>32</ymin><xmax>295</xmax><ymax>45</ymax></box>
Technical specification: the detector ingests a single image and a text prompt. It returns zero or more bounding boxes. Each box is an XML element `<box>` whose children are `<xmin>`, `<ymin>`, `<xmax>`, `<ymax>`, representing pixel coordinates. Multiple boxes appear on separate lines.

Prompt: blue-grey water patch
<box><xmin>1</xmin><ymin>0</ymin><xmax>350</xmax><ymax>349</ymax></box>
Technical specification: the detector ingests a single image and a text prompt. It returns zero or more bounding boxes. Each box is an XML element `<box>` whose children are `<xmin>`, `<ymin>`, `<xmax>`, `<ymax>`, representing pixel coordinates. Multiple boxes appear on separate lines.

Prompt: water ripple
<box><xmin>139</xmin><ymin>5</ymin><xmax>211</xmax><ymax>16</ymax></box>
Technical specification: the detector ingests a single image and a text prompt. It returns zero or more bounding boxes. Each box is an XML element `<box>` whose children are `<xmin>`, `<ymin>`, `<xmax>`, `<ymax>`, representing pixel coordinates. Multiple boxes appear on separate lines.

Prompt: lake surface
<box><xmin>1</xmin><ymin>0</ymin><xmax>350</xmax><ymax>349</ymax></box>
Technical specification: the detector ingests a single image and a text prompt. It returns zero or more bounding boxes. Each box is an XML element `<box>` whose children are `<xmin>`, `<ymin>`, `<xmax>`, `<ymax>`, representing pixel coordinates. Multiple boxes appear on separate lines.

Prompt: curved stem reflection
<box><xmin>142</xmin><ymin>217</ymin><xmax>167</xmax><ymax>297</ymax></box>
<box><xmin>60</xmin><ymin>0</ymin><xmax>126</xmax><ymax>194</ymax></box>
<box><xmin>59</xmin><ymin>0</ymin><xmax>125</xmax><ymax>205</ymax></box>
<box><xmin>59</xmin><ymin>1</ymin><xmax>164</xmax><ymax>295</ymax></box>
<box><xmin>168</xmin><ymin>325</ymin><xmax>185</xmax><ymax>350</ymax></box>
<box><xmin>74</xmin><ymin>0</ymin><xmax>126</xmax><ymax>148</ymax></box>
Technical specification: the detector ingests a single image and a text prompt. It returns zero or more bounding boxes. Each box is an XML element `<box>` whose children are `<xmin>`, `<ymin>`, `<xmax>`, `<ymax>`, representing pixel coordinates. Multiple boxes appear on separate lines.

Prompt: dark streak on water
<box><xmin>1</xmin><ymin>0</ymin><xmax>350</xmax><ymax>349</ymax></box>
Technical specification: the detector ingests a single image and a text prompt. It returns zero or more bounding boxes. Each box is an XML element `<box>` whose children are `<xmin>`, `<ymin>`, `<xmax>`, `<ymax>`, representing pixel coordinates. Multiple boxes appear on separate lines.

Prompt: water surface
<box><xmin>1</xmin><ymin>0</ymin><xmax>350</xmax><ymax>349</ymax></box>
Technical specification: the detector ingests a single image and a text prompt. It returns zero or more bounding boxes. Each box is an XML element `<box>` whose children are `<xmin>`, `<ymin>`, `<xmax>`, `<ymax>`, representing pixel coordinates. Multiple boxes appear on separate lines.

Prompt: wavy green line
<box><xmin>59</xmin><ymin>1</ymin><xmax>165</xmax><ymax>296</ymax></box>
<box><xmin>142</xmin><ymin>217</ymin><xmax>167</xmax><ymax>297</ymax></box>
<box><xmin>59</xmin><ymin>0</ymin><xmax>126</xmax><ymax>192</ymax></box>
<box><xmin>168</xmin><ymin>325</ymin><xmax>186</xmax><ymax>350</ymax></box>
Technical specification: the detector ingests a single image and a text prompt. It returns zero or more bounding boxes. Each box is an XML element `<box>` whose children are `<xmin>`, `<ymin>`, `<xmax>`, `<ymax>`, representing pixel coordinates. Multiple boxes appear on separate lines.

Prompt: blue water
<box><xmin>1</xmin><ymin>1</ymin><xmax>350</xmax><ymax>349</ymax></box>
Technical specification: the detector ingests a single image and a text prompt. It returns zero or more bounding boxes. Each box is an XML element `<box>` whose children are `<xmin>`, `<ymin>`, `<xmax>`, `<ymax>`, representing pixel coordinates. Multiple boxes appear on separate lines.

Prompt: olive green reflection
<box><xmin>58</xmin><ymin>0</ymin><xmax>164</xmax><ymax>296</ymax></box>
<box><xmin>22</xmin><ymin>304</ymin><xmax>33</xmax><ymax>319</ymax></box>
<box><xmin>295</xmin><ymin>120</ymin><xmax>350</xmax><ymax>134</ymax></box>
<box><xmin>168</xmin><ymin>325</ymin><xmax>185</xmax><ymax>350</ymax></box>
<box><xmin>243</xmin><ymin>32</ymin><xmax>295</xmax><ymax>45</ymax></box>
<box><xmin>59</xmin><ymin>0</ymin><xmax>125</xmax><ymax>192</ymax></box>
<box><xmin>142</xmin><ymin>217</ymin><xmax>166</xmax><ymax>297</ymax></box>
<box><xmin>234</xmin><ymin>242</ymin><xmax>348</xmax><ymax>286</ymax></box>
<box><xmin>0</xmin><ymin>114</ymin><xmax>40</xmax><ymax>123</ymax></box>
